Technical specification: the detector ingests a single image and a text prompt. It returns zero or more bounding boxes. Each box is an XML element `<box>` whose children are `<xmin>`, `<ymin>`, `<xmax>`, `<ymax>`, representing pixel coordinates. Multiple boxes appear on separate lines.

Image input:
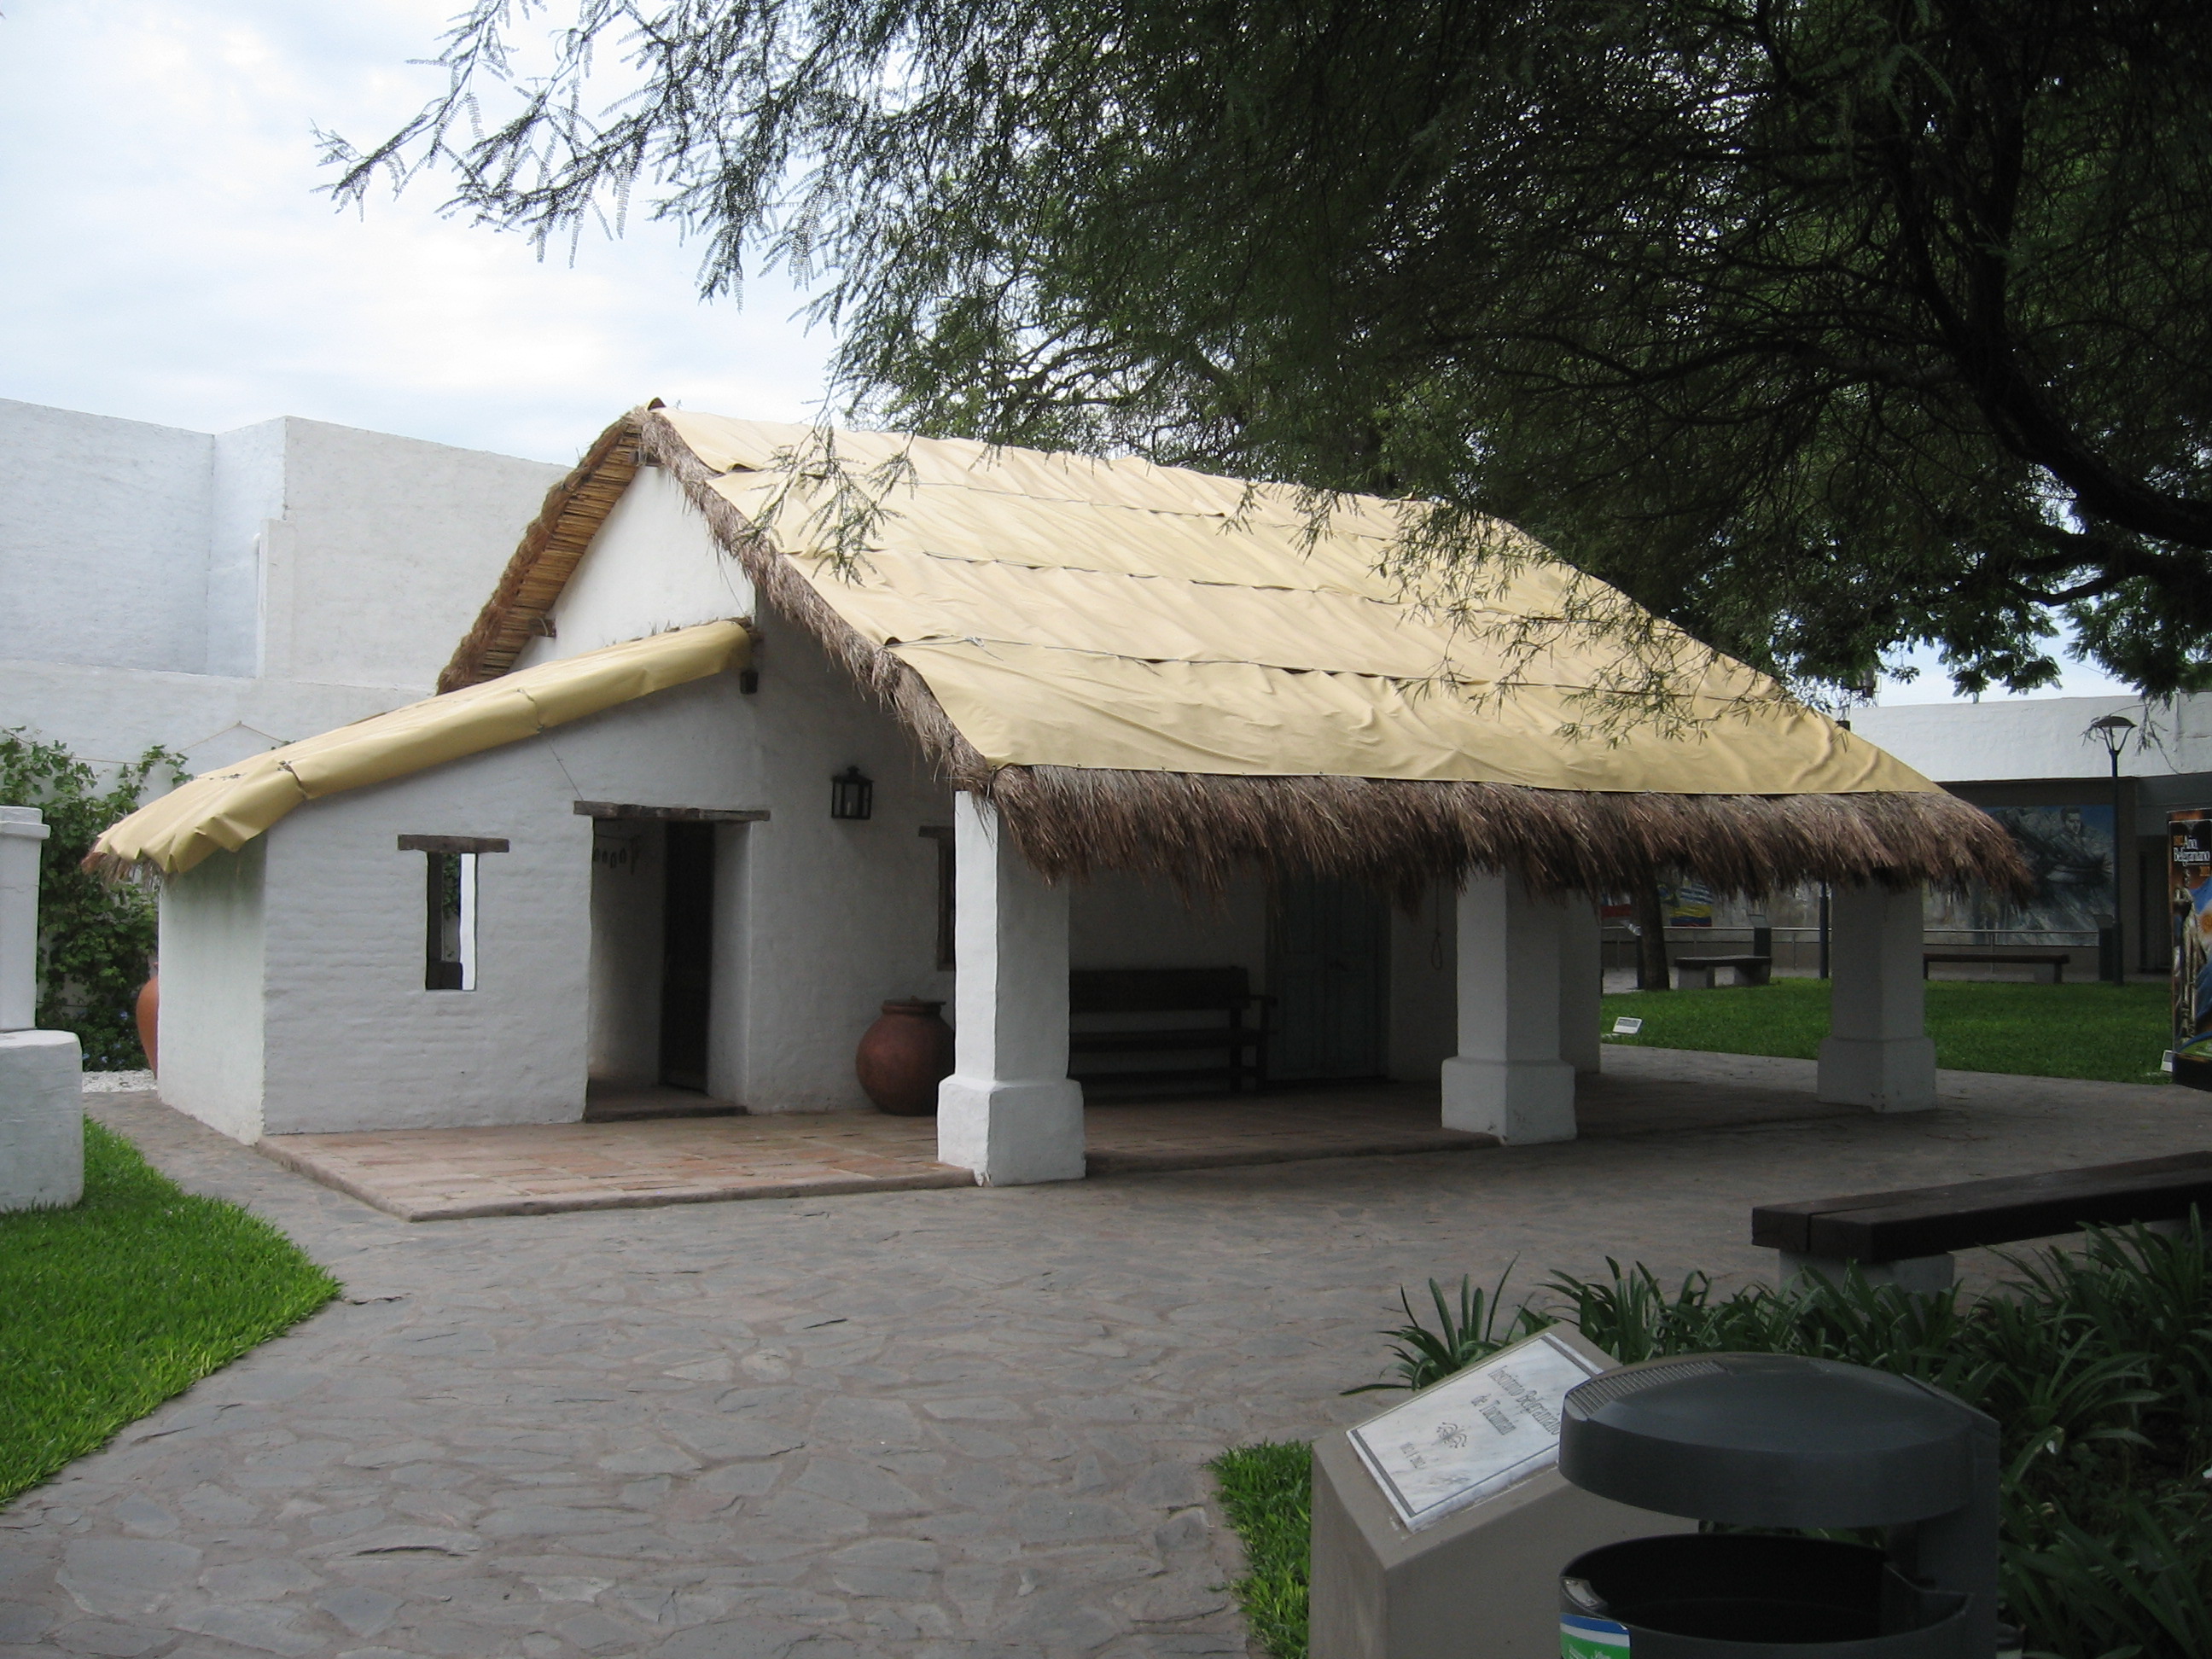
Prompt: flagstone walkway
<box><xmin>6</xmin><ymin>1050</ymin><xmax>2208</xmax><ymax>1659</ymax></box>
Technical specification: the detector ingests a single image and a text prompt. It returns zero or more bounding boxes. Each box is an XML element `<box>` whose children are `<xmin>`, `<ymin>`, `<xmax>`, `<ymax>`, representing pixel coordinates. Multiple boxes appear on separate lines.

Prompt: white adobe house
<box><xmin>0</xmin><ymin>397</ymin><xmax>562</xmax><ymax>774</ymax></box>
<box><xmin>96</xmin><ymin>407</ymin><xmax>2023</xmax><ymax>1183</ymax></box>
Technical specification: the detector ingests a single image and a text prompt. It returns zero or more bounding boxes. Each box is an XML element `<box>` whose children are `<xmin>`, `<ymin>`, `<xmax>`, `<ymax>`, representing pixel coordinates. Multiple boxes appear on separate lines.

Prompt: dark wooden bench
<box><xmin>1923</xmin><ymin>949</ymin><xmax>2069</xmax><ymax>983</ymax></box>
<box><xmin>1068</xmin><ymin>967</ymin><xmax>1272</xmax><ymax>1094</ymax></box>
<box><xmin>1674</xmin><ymin>954</ymin><xmax>1772</xmax><ymax>988</ymax></box>
<box><xmin>1752</xmin><ymin>1151</ymin><xmax>2212</xmax><ymax>1290</ymax></box>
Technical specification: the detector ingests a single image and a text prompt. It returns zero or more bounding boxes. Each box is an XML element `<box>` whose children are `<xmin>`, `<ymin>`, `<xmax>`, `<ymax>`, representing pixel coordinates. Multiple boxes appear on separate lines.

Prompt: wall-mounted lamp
<box><xmin>830</xmin><ymin>765</ymin><xmax>875</xmax><ymax>821</ymax></box>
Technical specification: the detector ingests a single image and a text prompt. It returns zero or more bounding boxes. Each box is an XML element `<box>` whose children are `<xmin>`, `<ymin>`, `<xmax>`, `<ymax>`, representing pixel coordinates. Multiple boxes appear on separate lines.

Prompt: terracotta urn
<box><xmin>855</xmin><ymin>999</ymin><xmax>953</xmax><ymax>1115</ymax></box>
<box><xmin>136</xmin><ymin>974</ymin><xmax>160</xmax><ymax>1075</ymax></box>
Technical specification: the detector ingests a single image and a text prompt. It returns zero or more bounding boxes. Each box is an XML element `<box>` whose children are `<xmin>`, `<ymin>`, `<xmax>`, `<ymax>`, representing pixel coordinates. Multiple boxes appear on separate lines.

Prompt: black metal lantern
<box><xmin>830</xmin><ymin>765</ymin><xmax>875</xmax><ymax>821</ymax></box>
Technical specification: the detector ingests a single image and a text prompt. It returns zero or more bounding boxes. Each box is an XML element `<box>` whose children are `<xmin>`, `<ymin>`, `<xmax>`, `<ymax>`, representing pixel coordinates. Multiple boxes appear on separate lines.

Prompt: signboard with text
<box><xmin>1347</xmin><ymin>1328</ymin><xmax>1606</xmax><ymax>1531</ymax></box>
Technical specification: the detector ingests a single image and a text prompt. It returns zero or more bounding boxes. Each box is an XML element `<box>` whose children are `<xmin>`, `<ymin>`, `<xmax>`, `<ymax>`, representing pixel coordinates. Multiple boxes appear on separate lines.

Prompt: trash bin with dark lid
<box><xmin>1555</xmin><ymin>1353</ymin><xmax>2000</xmax><ymax>1657</ymax></box>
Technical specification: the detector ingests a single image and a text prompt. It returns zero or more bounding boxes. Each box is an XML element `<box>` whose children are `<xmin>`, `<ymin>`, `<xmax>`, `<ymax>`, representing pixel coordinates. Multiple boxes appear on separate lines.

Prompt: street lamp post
<box><xmin>2087</xmin><ymin>713</ymin><xmax>2137</xmax><ymax>985</ymax></box>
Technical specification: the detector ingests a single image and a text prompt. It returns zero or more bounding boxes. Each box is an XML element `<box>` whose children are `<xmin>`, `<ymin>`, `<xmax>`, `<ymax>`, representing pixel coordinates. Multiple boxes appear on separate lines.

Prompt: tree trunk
<box><xmin>1634</xmin><ymin>881</ymin><xmax>1671</xmax><ymax>991</ymax></box>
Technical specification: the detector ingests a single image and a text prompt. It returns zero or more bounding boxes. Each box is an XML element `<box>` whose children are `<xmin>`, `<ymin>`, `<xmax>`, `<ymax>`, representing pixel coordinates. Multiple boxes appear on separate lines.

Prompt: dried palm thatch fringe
<box><xmin>440</xmin><ymin>416</ymin><xmax>644</xmax><ymax>691</ymax></box>
<box><xmin>426</xmin><ymin>406</ymin><xmax>2035</xmax><ymax>902</ymax></box>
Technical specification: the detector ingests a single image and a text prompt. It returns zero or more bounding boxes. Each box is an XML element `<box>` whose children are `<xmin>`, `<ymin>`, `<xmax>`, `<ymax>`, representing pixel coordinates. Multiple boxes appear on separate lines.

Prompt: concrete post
<box><xmin>0</xmin><ymin>806</ymin><xmax>46</xmax><ymax>1033</ymax></box>
<box><xmin>936</xmin><ymin>793</ymin><xmax>1086</xmax><ymax>1184</ymax></box>
<box><xmin>0</xmin><ymin>806</ymin><xmax>84</xmax><ymax>1209</ymax></box>
<box><xmin>1441</xmin><ymin>874</ymin><xmax>1577</xmax><ymax>1143</ymax></box>
<box><xmin>1818</xmin><ymin>882</ymin><xmax>1936</xmax><ymax>1112</ymax></box>
<box><xmin>1557</xmin><ymin>894</ymin><xmax>1603</xmax><ymax>1075</ymax></box>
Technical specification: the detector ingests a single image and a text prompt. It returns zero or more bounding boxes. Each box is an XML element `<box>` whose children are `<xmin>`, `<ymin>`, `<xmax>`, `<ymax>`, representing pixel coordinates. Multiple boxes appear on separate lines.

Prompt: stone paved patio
<box><xmin>258</xmin><ymin>1065</ymin><xmax>1869</xmax><ymax>1221</ymax></box>
<box><xmin>4</xmin><ymin>1049</ymin><xmax>2209</xmax><ymax>1659</ymax></box>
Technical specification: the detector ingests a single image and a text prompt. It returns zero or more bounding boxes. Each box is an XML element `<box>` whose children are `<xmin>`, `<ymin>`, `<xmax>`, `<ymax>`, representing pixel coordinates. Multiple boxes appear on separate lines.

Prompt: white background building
<box><xmin>1</xmin><ymin>397</ymin><xmax>562</xmax><ymax>775</ymax></box>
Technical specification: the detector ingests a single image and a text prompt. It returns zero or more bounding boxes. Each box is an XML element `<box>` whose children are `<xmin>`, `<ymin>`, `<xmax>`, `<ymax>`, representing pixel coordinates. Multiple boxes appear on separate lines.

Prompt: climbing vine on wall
<box><xmin>0</xmin><ymin>730</ymin><xmax>185</xmax><ymax>1069</ymax></box>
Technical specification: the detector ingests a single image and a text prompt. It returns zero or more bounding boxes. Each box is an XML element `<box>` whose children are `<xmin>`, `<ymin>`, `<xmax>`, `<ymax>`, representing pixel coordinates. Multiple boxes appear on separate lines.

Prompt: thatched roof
<box><xmin>448</xmin><ymin>406</ymin><xmax>2024</xmax><ymax>897</ymax></box>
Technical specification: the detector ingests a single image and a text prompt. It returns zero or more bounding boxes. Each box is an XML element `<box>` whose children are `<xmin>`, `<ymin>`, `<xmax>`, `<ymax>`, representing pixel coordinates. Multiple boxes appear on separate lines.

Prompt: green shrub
<box><xmin>0</xmin><ymin>728</ymin><xmax>183</xmax><ymax>1069</ymax></box>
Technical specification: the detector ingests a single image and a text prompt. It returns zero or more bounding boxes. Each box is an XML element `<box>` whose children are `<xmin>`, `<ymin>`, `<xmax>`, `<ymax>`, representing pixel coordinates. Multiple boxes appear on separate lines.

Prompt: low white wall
<box><xmin>3</xmin><ymin>657</ymin><xmax>419</xmax><ymax>777</ymax></box>
<box><xmin>157</xmin><ymin>840</ymin><xmax>268</xmax><ymax>1143</ymax></box>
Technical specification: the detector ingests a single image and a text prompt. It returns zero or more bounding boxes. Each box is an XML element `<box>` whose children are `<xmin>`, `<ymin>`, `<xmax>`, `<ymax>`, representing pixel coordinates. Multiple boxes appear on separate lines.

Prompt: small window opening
<box><xmin>920</xmin><ymin>824</ymin><xmax>955</xmax><ymax>969</ymax></box>
<box><xmin>425</xmin><ymin>852</ymin><xmax>478</xmax><ymax>991</ymax></box>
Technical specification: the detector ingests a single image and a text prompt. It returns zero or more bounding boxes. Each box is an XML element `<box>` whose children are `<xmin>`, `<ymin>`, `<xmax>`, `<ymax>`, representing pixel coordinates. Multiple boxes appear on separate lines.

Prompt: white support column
<box><xmin>1441</xmin><ymin>874</ymin><xmax>1577</xmax><ymax>1143</ymax></box>
<box><xmin>1</xmin><ymin>806</ymin><xmax>83</xmax><ymax>1211</ymax></box>
<box><xmin>1818</xmin><ymin>882</ymin><xmax>1936</xmax><ymax>1112</ymax></box>
<box><xmin>937</xmin><ymin>793</ymin><xmax>1086</xmax><ymax>1185</ymax></box>
<box><xmin>1557</xmin><ymin>894</ymin><xmax>1604</xmax><ymax>1075</ymax></box>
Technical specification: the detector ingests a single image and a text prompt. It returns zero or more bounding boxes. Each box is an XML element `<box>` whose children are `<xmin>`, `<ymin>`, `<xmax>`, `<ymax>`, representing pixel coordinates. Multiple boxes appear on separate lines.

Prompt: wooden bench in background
<box><xmin>1751</xmin><ymin>1151</ymin><xmax>2212</xmax><ymax>1291</ymax></box>
<box><xmin>1923</xmin><ymin>949</ymin><xmax>2070</xmax><ymax>983</ymax></box>
<box><xmin>1068</xmin><ymin>967</ymin><xmax>1272</xmax><ymax>1095</ymax></box>
<box><xmin>1674</xmin><ymin>953</ymin><xmax>1772</xmax><ymax>988</ymax></box>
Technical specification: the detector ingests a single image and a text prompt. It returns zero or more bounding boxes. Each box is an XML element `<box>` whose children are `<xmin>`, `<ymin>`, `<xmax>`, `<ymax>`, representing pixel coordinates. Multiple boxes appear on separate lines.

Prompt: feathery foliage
<box><xmin>330</xmin><ymin>0</ymin><xmax>2212</xmax><ymax>698</ymax></box>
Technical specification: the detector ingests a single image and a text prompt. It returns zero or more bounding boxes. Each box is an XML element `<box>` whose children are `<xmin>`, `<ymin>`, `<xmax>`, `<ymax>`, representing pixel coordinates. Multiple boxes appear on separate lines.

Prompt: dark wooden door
<box><xmin>1266</xmin><ymin>876</ymin><xmax>1388</xmax><ymax>1080</ymax></box>
<box><xmin>658</xmin><ymin>823</ymin><xmax>716</xmax><ymax>1090</ymax></box>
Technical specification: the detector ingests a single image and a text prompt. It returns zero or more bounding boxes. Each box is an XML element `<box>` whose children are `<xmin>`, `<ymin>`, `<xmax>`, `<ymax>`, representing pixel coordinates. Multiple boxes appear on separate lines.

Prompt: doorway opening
<box><xmin>658</xmin><ymin>822</ymin><xmax>716</xmax><ymax>1091</ymax></box>
<box><xmin>1266</xmin><ymin>876</ymin><xmax>1389</xmax><ymax>1080</ymax></box>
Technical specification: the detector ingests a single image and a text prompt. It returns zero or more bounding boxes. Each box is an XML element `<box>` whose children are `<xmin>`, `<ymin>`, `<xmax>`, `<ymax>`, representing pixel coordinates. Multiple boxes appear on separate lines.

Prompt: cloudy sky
<box><xmin>0</xmin><ymin>0</ymin><xmax>2131</xmax><ymax>703</ymax></box>
<box><xmin>0</xmin><ymin>0</ymin><xmax>831</xmax><ymax>465</ymax></box>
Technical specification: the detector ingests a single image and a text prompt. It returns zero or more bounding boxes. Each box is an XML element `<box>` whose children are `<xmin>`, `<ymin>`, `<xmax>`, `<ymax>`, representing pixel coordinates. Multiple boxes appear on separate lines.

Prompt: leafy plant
<box><xmin>0</xmin><ymin>729</ymin><xmax>184</xmax><ymax>1068</ymax></box>
<box><xmin>1307</xmin><ymin>1221</ymin><xmax>2212</xmax><ymax>1659</ymax></box>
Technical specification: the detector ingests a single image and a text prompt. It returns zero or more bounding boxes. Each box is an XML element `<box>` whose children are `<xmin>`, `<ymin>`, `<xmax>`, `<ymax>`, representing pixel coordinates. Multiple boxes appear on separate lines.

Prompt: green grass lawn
<box><xmin>1602</xmin><ymin>976</ymin><xmax>2173</xmax><ymax>1083</ymax></box>
<box><xmin>0</xmin><ymin>1121</ymin><xmax>339</xmax><ymax>1504</ymax></box>
<box><xmin>1208</xmin><ymin>1441</ymin><xmax>1313</xmax><ymax>1658</ymax></box>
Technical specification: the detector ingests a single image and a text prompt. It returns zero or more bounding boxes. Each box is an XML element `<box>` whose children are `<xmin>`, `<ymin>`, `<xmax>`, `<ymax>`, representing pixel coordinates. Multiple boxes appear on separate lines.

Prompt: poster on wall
<box><xmin>1924</xmin><ymin>803</ymin><xmax>2117</xmax><ymax>940</ymax></box>
<box><xmin>2173</xmin><ymin>811</ymin><xmax>2212</xmax><ymax>1093</ymax></box>
<box><xmin>1662</xmin><ymin>880</ymin><xmax>1715</xmax><ymax>928</ymax></box>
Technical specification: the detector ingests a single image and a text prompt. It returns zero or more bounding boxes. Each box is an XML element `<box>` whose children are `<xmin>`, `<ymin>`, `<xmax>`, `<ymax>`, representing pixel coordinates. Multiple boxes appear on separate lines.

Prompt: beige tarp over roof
<box><xmin>94</xmin><ymin>622</ymin><xmax>750</xmax><ymax>876</ymax></box>
<box><xmin>661</xmin><ymin>411</ymin><xmax>1935</xmax><ymax>797</ymax></box>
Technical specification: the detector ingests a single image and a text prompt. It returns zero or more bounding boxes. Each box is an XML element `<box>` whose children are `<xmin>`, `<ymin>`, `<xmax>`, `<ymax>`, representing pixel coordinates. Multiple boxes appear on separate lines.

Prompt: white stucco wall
<box><xmin>587</xmin><ymin>819</ymin><xmax>667</xmax><ymax>1085</ymax></box>
<box><xmin>253</xmin><ymin>742</ymin><xmax>597</xmax><ymax>1134</ymax></box>
<box><xmin>1387</xmin><ymin>882</ymin><xmax>1458</xmax><ymax>1081</ymax></box>
<box><xmin>0</xmin><ymin>399</ymin><xmax>217</xmax><ymax>674</ymax></box>
<box><xmin>516</xmin><ymin>464</ymin><xmax>757</xmax><ymax>667</ymax></box>
<box><xmin>3</xmin><ymin>399</ymin><xmax>564</xmax><ymax>823</ymax></box>
<box><xmin>1852</xmin><ymin>693</ymin><xmax>2212</xmax><ymax>784</ymax></box>
<box><xmin>157</xmin><ymin>839</ymin><xmax>267</xmax><ymax>1143</ymax></box>
<box><xmin>266</xmin><ymin>419</ymin><xmax>562</xmax><ymax>690</ymax></box>
<box><xmin>1068</xmin><ymin>874</ymin><xmax>1266</xmax><ymax>976</ymax></box>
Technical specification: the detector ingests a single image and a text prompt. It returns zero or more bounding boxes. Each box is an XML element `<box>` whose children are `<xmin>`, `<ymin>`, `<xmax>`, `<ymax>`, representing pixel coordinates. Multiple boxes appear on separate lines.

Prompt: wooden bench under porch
<box><xmin>1068</xmin><ymin>966</ymin><xmax>1273</xmax><ymax>1095</ymax></box>
<box><xmin>1751</xmin><ymin>1150</ymin><xmax>2212</xmax><ymax>1292</ymax></box>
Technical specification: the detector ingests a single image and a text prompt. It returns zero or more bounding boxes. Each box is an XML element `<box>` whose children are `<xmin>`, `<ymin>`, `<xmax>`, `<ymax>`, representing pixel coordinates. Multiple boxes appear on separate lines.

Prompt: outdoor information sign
<box><xmin>1348</xmin><ymin>1328</ymin><xmax>1607</xmax><ymax>1531</ymax></box>
<box><xmin>2174</xmin><ymin>810</ymin><xmax>2212</xmax><ymax>1092</ymax></box>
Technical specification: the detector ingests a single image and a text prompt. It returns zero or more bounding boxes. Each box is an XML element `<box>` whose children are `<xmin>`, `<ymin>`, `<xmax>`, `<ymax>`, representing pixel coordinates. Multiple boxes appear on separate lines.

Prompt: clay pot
<box><xmin>855</xmin><ymin>999</ymin><xmax>953</xmax><ymax>1115</ymax></box>
<box><xmin>136</xmin><ymin>974</ymin><xmax>160</xmax><ymax>1075</ymax></box>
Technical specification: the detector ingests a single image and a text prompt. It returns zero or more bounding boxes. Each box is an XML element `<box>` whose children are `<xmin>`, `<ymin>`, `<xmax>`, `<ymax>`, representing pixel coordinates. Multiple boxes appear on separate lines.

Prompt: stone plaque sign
<box><xmin>1348</xmin><ymin>1328</ymin><xmax>1604</xmax><ymax>1530</ymax></box>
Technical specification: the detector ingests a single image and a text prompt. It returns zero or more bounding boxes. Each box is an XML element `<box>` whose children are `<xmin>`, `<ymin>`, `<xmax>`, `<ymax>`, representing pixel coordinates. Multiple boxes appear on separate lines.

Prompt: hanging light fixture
<box><xmin>830</xmin><ymin>765</ymin><xmax>875</xmax><ymax>821</ymax></box>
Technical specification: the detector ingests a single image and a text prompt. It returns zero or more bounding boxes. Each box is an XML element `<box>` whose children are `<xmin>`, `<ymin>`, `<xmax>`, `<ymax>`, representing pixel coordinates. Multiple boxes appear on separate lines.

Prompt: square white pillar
<box><xmin>1</xmin><ymin>806</ymin><xmax>81</xmax><ymax>1209</ymax></box>
<box><xmin>1818</xmin><ymin>882</ymin><xmax>1936</xmax><ymax>1112</ymax></box>
<box><xmin>1</xmin><ymin>806</ymin><xmax>49</xmax><ymax>1033</ymax></box>
<box><xmin>937</xmin><ymin>793</ymin><xmax>1086</xmax><ymax>1185</ymax></box>
<box><xmin>1557</xmin><ymin>894</ymin><xmax>1603</xmax><ymax>1075</ymax></box>
<box><xmin>1441</xmin><ymin>874</ymin><xmax>1577</xmax><ymax>1143</ymax></box>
